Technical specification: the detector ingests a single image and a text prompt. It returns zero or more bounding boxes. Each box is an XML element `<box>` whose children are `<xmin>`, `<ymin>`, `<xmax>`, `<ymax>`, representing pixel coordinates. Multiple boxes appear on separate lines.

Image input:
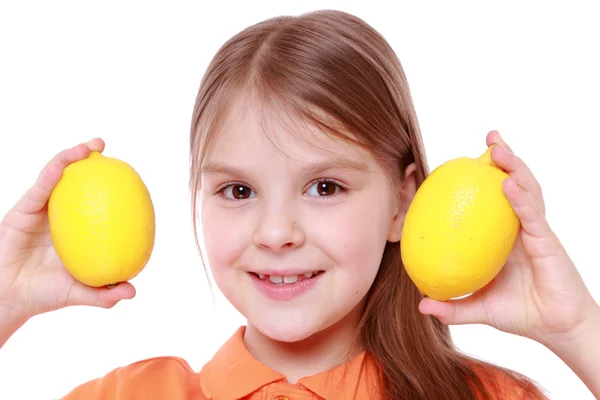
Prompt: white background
<box><xmin>0</xmin><ymin>1</ymin><xmax>598</xmax><ymax>399</ymax></box>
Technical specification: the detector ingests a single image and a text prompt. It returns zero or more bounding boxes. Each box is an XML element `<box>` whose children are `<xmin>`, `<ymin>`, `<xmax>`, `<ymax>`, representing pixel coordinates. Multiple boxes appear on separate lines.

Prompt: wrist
<box><xmin>542</xmin><ymin>302</ymin><xmax>600</xmax><ymax>355</ymax></box>
<box><xmin>0</xmin><ymin>303</ymin><xmax>30</xmax><ymax>349</ymax></box>
<box><xmin>540</xmin><ymin>302</ymin><xmax>600</xmax><ymax>398</ymax></box>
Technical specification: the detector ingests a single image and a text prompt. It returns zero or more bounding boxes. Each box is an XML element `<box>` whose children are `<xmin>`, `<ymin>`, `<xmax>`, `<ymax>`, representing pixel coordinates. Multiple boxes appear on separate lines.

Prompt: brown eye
<box><xmin>306</xmin><ymin>180</ymin><xmax>343</xmax><ymax>197</ymax></box>
<box><xmin>221</xmin><ymin>184</ymin><xmax>255</xmax><ymax>200</ymax></box>
<box><xmin>317</xmin><ymin>182</ymin><xmax>336</xmax><ymax>196</ymax></box>
<box><xmin>232</xmin><ymin>185</ymin><xmax>249</xmax><ymax>199</ymax></box>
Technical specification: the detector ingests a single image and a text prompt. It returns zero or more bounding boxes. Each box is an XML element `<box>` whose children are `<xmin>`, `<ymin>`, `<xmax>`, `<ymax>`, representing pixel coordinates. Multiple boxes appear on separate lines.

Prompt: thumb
<box><xmin>66</xmin><ymin>282</ymin><xmax>136</xmax><ymax>309</ymax></box>
<box><xmin>419</xmin><ymin>295</ymin><xmax>489</xmax><ymax>326</ymax></box>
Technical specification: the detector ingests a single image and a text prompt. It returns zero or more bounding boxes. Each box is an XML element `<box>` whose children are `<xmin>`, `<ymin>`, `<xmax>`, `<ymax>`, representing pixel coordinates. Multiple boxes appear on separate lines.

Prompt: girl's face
<box><xmin>200</xmin><ymin>96</ymin><xmax>408</xmax><ymax>342</ymax></box>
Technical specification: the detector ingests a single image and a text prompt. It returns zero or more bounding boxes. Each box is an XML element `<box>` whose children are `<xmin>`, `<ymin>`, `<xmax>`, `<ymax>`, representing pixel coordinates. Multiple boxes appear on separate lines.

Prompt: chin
<box><xmin>251</xmin><ymin>315</ymin><xmax>325</xmax><ymax>343</ymax></box>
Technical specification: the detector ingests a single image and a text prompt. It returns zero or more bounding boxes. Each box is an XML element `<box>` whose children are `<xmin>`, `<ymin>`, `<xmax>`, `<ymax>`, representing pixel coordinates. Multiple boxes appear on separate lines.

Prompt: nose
<box><xmin>253</xmin><ymin>202</ymin><xmax>306</xmax><ymax>252</ymax></box>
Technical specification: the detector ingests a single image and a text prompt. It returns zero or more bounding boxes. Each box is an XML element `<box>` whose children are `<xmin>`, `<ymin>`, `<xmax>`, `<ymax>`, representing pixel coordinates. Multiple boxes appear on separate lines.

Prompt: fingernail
<box><xmin>501</xmin><ymin>144</ymin><xmax>512</xmax><ymax>154</ymax></box>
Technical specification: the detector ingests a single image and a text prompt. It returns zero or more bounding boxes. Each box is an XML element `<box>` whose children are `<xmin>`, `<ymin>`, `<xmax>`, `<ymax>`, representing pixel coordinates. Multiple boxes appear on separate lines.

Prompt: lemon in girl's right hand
<box><xmin>400</xmin><ymin>146</ymin><xmax>520</xmax><ymax>301</ymax></box>
<box><xmin>48</xmin><ymin>151</ymin><xmax>155</xmax><ymax>287</ymax></box>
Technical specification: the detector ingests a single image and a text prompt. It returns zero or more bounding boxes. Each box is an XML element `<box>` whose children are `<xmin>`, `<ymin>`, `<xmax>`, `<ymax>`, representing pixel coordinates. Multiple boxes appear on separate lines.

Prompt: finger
<box><xmin>14</xmin><ymin>139</ymin><xmax>105</xmax><ymax>215</ymax></box>
<box><xmin>66</xmin><ymin>281</ymin><xmax>136</xmax><ymax>309</ymax></box>
<box><xmin>486</xmin><ymin>130</ymin><xmax>514</xmax><ymax>153</ymax></box>
<box><xmin>491</xmin><ymin>144</ymin><xmax>545</xmax><ymax>215</ymax></box>
<box><xmin>503</xmin><ymin>177</ymin><xmax>553</xmax><ymax>240</ymax></box>
<box><xmin>419</xmin><ymin>295</ymin><xmax>489</xmax><ymax>326</ymax></box>
<box><xmin>38</xmin><ymin>138</ymin><xmax>105</xmax><ymax>179</ymax></box>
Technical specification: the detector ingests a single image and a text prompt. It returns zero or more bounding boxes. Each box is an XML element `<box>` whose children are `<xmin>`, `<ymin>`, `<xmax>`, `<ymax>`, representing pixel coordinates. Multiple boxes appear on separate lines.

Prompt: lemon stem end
<box><xmin>476</xmin><ymin>145</ymin><xmax>499</xmax><ymax>168</ymax></box>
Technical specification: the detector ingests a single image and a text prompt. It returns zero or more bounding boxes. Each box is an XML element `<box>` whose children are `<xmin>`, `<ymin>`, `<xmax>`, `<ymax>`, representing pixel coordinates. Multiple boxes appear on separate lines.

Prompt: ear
<box><xmin>387</xmin><ymin>162</ymin><xmax>418</xmax><ymax>242</ymax></box>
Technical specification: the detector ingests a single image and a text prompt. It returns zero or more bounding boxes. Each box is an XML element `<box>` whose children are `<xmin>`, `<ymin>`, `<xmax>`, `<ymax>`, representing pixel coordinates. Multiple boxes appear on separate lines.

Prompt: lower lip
<box><xmin>250</xmin><ymin>272</ymin><xmax>323</xmax><ymax>300</ymax></box>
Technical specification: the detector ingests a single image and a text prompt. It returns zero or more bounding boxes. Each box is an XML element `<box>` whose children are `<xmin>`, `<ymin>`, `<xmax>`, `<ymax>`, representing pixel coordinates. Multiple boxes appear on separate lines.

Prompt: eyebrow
<box><xmin>201</xmin><ymin>156</ymin><xmax>370</xmax><ymax>177</ymax></box>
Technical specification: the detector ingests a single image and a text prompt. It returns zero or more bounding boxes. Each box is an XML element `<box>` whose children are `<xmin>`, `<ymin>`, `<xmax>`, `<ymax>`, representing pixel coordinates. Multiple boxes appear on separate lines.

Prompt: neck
<box><xmin>243</xmin><ymin>301</ymin><xmax>365</xmax><ymax>383</ymax></box>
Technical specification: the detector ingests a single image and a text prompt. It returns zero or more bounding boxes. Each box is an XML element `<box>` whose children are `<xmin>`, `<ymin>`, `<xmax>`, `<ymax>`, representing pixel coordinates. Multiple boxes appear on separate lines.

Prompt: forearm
<box><xmin>544</xmin><ymin>305</ymin><xmax>600</xmax><ymax>398</ymax></box>
<box><xmin>0</xmin><ymin>306</ymin><xmax>28</xmax><ymax>349</ymax></box>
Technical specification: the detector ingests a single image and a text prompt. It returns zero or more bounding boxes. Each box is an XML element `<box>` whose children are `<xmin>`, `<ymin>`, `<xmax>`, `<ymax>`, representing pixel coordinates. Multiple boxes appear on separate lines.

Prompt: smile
<box><xmin>249</xmin><ymin>271</ymin><xmax>325</xmax><ymax>300</ymax></box>
<box><xmin>252</xmin><ymin>271</ymin><xmax>323</xmax><ymax>285</ymax></box>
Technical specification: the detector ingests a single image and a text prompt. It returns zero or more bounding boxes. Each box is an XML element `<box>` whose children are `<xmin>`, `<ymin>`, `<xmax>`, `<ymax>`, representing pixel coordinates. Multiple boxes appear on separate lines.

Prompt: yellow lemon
<box><xmin>48</xmin><ymin>151</ymin><xmax>155</xmax><ymax>287</ymax></box>
<box><xmin>400</xmin><ymin>145</ymin><xmax>519</xmax><ymax>301</ymax></box>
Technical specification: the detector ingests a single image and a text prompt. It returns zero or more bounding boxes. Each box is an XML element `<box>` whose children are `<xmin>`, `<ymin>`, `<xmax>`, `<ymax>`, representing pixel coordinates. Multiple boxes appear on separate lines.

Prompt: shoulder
<box><xmin>61</xmin><ymin>356</ymin><xmax>208</xmax><ymax>400</ymax></box>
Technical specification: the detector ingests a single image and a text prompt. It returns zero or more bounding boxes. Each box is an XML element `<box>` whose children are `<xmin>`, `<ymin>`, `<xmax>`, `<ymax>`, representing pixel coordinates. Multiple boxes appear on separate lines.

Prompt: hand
<box><xmin>0</xmin><ymin>139</ymin><xmax>135</xmax><ymax>325</ymax></box>
<box><xmin>418</xmin><ymin>130</ymin><xmax>599</xmax><ymax>347</ymax></box>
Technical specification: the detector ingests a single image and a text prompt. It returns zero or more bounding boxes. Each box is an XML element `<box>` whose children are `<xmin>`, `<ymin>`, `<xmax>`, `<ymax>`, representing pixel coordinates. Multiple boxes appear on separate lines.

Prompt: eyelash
<box><xmin>215</xmin><ymin>181</ymin><xmax>255</xmax><ymax>201</ymax></box>
<box><xmin>304</xmin><ymin>179</ymin><xmax>347</xmax><ymax>198</ymax></box>
<box><xmin>215</xmin><ymin>179</ymin><xmax>347</xmax><ymax>201</ymax></box>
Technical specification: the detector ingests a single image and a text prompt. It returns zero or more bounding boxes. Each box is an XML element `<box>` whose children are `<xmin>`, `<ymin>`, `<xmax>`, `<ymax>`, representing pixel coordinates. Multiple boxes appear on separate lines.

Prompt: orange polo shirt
<box><xmin>62</xmin><ymin>326</ymin><xmax>381</xmax><ymax>399</ymax></box>
<box><xmin>62</xmin><ymin>326</ymin><xmax>534</xmax><ymax>399</ymax></box>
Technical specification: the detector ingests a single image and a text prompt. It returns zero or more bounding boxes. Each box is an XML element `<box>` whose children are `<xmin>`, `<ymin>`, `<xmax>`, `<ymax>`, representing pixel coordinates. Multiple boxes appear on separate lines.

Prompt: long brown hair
<box><xmin>189</xmin><ymin>9</ymin><xmax>546</xmax><ymax>399</ymax></box>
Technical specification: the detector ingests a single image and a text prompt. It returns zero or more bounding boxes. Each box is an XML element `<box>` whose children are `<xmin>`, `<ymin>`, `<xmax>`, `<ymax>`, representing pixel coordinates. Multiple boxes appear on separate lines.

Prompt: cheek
<box><xmin>201</xmin><ymin>204</ymin><xmax>254</xmax><ymax>271</ymax></box>
<box><xmin>310</xmin><ymin>196</ymin><xmax>392</xmax><ymax>278</ymax></box>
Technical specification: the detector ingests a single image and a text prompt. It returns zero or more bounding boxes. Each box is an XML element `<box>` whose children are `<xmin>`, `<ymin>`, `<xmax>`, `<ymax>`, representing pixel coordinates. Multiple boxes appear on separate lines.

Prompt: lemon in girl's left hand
<box><xmin>48</xmin><ymin>151</ymin><xmax>155</xmax><ymax>287</ymax></box>
<box><xmin>401</xmin><ymin>146</ymin><xmax>520</xmax><ymax>301</ymax></box>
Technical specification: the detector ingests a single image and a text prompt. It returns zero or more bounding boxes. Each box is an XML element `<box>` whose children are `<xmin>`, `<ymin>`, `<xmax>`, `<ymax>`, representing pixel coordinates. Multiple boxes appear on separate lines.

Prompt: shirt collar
<box><xmin>200</xmin><ymin>326</ymin><xmax>382</xmax><ymax>399</ymax></box>
<box><xmin>298</xmin><ymin>350</ymin><xmax>382</xmax><ymax>399</ymax></box>
<box><xmin>200</xmin><ymin>326</ymin><xmax>285</xmax><ymax>399</ymax></box>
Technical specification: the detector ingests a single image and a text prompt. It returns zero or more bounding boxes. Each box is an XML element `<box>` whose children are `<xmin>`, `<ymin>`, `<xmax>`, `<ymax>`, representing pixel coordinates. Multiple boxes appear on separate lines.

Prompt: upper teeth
<box><xmin>257</xmin><ymin>272</ymin><xmax>319</xmax><ymax>284</ymax></box>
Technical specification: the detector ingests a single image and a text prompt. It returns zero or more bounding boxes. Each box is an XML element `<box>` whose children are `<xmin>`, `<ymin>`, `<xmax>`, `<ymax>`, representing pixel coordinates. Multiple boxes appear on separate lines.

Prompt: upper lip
<box><xmin>249</xmin><ymin>268</ymin><xmax>323</xmax><ymax>276</ymax></box>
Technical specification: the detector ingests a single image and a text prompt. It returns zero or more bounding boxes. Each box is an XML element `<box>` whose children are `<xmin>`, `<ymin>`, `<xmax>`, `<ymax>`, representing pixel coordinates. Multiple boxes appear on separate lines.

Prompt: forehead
<box><xmin>203</xmin><ymin>93</ymin><xmax>370</xmax><ymax>165</ymax></box>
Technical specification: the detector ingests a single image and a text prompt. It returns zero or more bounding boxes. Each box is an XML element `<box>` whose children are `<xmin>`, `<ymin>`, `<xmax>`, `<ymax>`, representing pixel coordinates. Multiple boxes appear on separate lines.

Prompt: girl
<box><xmin>1</xmin><ymin>9</ymin><xmax>598</xmax><ymax>400</ymax></box>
